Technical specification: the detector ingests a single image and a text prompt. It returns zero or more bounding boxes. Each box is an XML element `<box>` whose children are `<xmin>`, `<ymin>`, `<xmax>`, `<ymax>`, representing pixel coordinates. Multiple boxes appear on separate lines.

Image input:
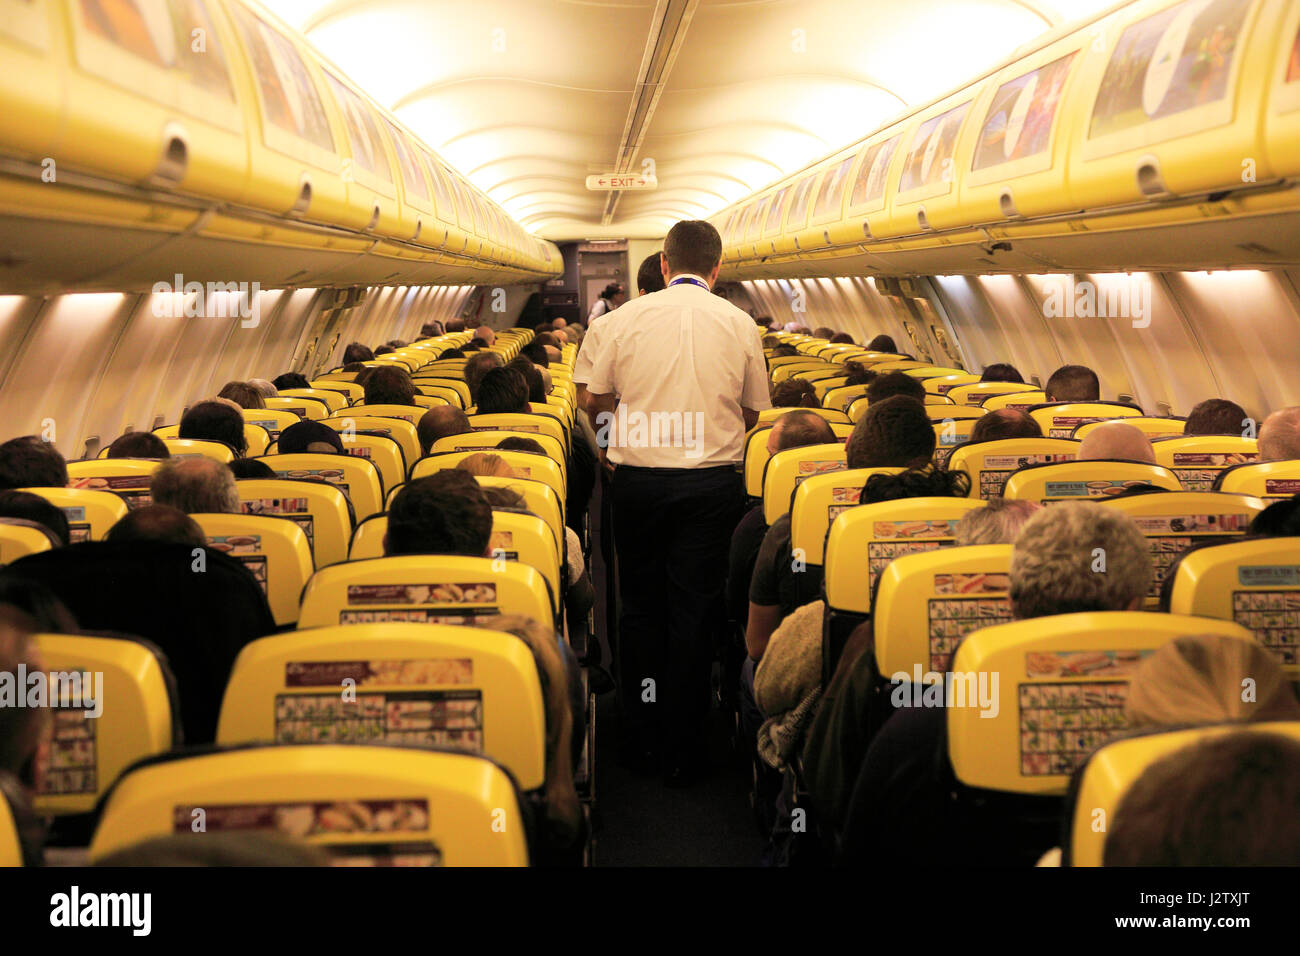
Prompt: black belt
<box><xmin>613</xmin><ymin>464</ymin><xmax>739</xmax><ymax>475</ymax></box>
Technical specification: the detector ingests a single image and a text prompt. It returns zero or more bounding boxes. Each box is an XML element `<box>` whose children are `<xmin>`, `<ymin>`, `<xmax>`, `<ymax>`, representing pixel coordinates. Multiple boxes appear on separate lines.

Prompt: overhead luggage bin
<box><xmin>797</xmin><ymin>147</ymin><xmax>859</xmax><ymax>254</ymax></box>
<box><xmin>771</xmin><ymin>168</ymin><xmax>824</xmax><ymax>257</ymax></box>
<box><xmin>1265</xmin><ymin>1</ymin><xmax>1300</xmax><ymax>178</ymax></box>
<box><xmin>890</xmin><ymin>90</ymin><xmax>978</xmax><ymax>237</ymax></box>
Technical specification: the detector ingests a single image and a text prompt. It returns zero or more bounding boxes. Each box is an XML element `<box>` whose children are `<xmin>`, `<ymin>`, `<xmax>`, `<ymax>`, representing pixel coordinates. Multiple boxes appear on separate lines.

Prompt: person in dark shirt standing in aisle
<box><xmin>581</xmin><ymin>220</ymin><xmax>771</xmax><ymax>785</ymax></box>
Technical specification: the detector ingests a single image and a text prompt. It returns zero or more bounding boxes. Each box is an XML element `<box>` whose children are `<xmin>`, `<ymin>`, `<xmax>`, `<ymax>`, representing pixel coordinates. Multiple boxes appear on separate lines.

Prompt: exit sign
<box><xmin>586</xmin><ymin>174</ymin><xmax>657</xmax><ymax>191</ymax></box>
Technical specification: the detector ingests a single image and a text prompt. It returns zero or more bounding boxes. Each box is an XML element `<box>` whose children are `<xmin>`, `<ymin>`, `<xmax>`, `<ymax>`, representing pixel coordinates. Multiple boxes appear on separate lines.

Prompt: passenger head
<box><xmin>497</xmin><ymin>436</ymin><xmax>547</xmax><ymax>455</ymax></box>
<box><xmin>472</xmin><ymin>326</ymin><xmax>496</xmax><ymax>347</ymax></box>
<box><xmin>520</xmin><ymin>342</ymin><xmax>549</xmax><ymax>367</ymax></box>
<box><xmin>149</xmin><ymin>457</ymin><xmax>239</xmax><ymax>515</ymax></box>
<box><xmin>865</xmin><ymin>371</ymin><xmax>925</xmax><ymax>405</ymax></box>
<box><xmin>771</xmin><ymin>345</ymin><xmax>800</xmax><ymax>358</ymax></box>
<box><xmin>865</xmin><ymin>334</ymin><xmax>897</xmax><ymax>353</ymax></box>
<box><xmin>842</xmin><ymin>361</ymin><xmax>875</xmax><ymax>387</ymax></box>
<box><xmin>179</xmin><ymin>401</ymin><xmax>246</xmax><ymax>455</ymax></box>
<box><xmin>1009</xmin><ymin>502</ymin><xmax>1151</xmax><ymax>619</ymax></box>
<box><xmin>812</xmin><ymin>326</ymin><xmax>836</xmax><ymax>340</ymax></box>
<box><xmin>276</xmin><ymin>420</ymin><xmax>344</xmax><ymax>456</ymax></box>
<box><xmin>480</xmin><ymin>486</ymin><xmax>527</xmax><ymax>510</ymax></box>
<box><xmin>439</xmin><ymin>348</ymin><xmax>465</xmax><ymax>360</ymax></box>
<box><xmin>769</xmin><ymin>379</ymin><xmax>818</xmax><ymax>408</ymax></box>
<box><xmin>456</xmin><ymin>453</ymin><xmax>515</xmax><ymax>479</ymax></box>
<box><xmin>0</xmin><ymin>575</ymin><xmax>78</xmax><ymax>633</ymax></box>
<box><xmin>419</xmin><ymin>321</ymin><xmax>445</xmax><ymax>338</ymax></box>
<box><xmin>476</xmin><ymin>367</ymin><xmax>530</xmax><ymax>415</ymax></box>
<box><xmin>1125</xmin><ymin>633</ymin><xmax>1300</xmax><ymax>730</ymax></box>
<box><xmin>107</xmin><ymin>431</ymin><xmax>169</xmax><ymax>459</ymax></box>
<box><xmin>342</xmin><ymin>343</ymin><xmax>374</xmax><ymax>365</ymax></box>
<box><xmin>106</xmin><ymin>504</ymin><xmax>206</xmax><ymax>548</ymax></box>
<box><xmin>846</xmin><ymin>396</ymin><xmax>934</xmax><ymax>469</ymax></box>
<box><xmin>272</xmin><ymin>372</ymin><xmax>310</xmax><ymax>391</ymax></box>
<box><xmin>954</xmin><ymin>498</ymin><xmax>1041</xmax><ymax>546</ymax></box>
<box><xmin>227</xmin><ymin>458</ymin><xmax>276</xmax><ymax>480</ymax></box>
<box><xmin>1184</xmin><ymin>398</ymin><xmax>1247</xmax><ymax>437</ymax></box>
<box><xmin>416</xmin><ymin>406</ymin><xmax>471</xmax><ymax>456</ymax></box>
<box><xmin>1044</xmin><ymin>364</ymin><xmax>1100</xmax><ymax>402</ymax></box>
<box><xmin>859</xmin><ymin>467</ymin><xmax>970</xmax><ymax>504</ymax></box>
<box><xmin>0</xmin><ymin>491</ymin><xmax>70</xmax><ymax>546</ymax></box>
<box><xmin>0</xmin><ymin>608</ymin><xmax>50</xmax><ymax>793</ymax></box>
<box><xmin>1104</xmin><ymin>732</ymin><xmax>1300</xmax><ymax>867</ymax></box>
<box><xmin>1259</xmin><ymin>406</ymin><xmax>1300</xmax><ymax>462</ymax></box>
<box><xmin>363</xmin><ymin>366</ymin><xmax>416</xmax><ymax>406</ymax></box>
<box><xmin>1078</xmin><ymin>422</ymin><xmax>1156</xmax><ymax>464</ymax></box>
<box><xmin>829</xmin><ymin>332</ymin><xmax>855</xmax><ymax>345</ymax></box>
<box><xmin>374</xmin><ymin>345</ymin><xmax>394</xmax><ymax>355</ymax></box>
<box><xmin>637</xmin><ymin>252</ymin><xmax>666</xmax><ymax>295</ymax></box>
<box><xmin>970</xmin><ymin>409</ymin><xmax>1043</xmax><ymax>444</ymax></box>
<box><xmin>1248</xmin><ymin>495</ymin><xmax>1300</xmax><ymax>536</ymax></box>
<box><xmin>384</xmin><ymin>471</ymin><xmax>492</xmax><ymax>557</ymax></box>
<box><xmin>766</xmin><ymin>411</ymin><xmax>836</xmax><ymax>457</ymax></box>
<box><xmin>342</xmin><ymin>363</ymin><xmax>368</xmax><ymax>374</ymax></box>
<box><xmin>465</xmin><ymin>351</ymin><xmax>506</xmax><ymax>404</ymax></box>
<box><xmin>663</xmin><ymin>220</ymin><xmax>722</xmax><ymax>282</ymax></box>
<box><xmin>507</xmin><ymin>358</ymin><xmax>546</xmax><ymax>405</ymax></box>
<box><xmin>0</xmin><ymin>436</ymin><xmax>68</xmax><ymax>491</ymax></box>
<box><xmin>217</xmin><ymin>381</ymin><xmax>265</xmax><ymax>410</ymax></box>
<box><xmin>980</xmin><ymin>363</ymin><xmax>1024</xmax><ymax>384</ymax></box>
<box><xmin>248</xmin><ymin>379</ymin><xmax>278</xmax><ymax>399</ymax></box>
<box><xmin>762</xmin><ymin>335</ymin><xmax>781</xmax><ymax>350</ymax></box>
<box><xmin>445</xmin><ymin>318</ymin><xmax>466</xmax><ymax>334</ymax></box>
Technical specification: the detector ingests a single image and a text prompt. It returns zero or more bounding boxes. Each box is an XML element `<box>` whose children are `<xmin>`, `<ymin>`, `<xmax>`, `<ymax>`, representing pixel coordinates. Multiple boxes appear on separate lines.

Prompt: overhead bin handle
<box><xmin>288</xmin><ymin>174</ymin><xmax>313</xmax><ymax>217</ymax></box>
<box><xmin>1136</xmin><ymin>155</ymin><xmax>1172</xmax><ymax>200</ymax></box>
<box><xmin>916</xmin><ymin>207</ymin><xmax>931</xmax><ymax>232</ymax></box>
<box><xmin>147</xmin><ymin>121</ymin><xmax>189</xmax><ymax>189</ymax></box>
<box><xmin>999</xmin><ymin>189</ymin><xmax>1020</xmax><ymax>219</ymax></box>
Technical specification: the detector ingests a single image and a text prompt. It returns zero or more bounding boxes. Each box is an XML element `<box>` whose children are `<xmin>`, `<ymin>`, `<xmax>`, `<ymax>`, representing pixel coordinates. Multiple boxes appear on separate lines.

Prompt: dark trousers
<box><xmin>611</xmin><ymin>464</ymin><xmax>744</xmax><ymax>757</ymax></box>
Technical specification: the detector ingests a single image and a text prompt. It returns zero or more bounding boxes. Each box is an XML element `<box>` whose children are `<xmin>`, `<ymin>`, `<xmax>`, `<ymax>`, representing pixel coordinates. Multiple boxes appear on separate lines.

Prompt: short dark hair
<box><xmin>476</xmin><ymin>367</ymin><xmax>530</xmax><ymax>415</ymax></box>
<box><xmin>829</xmin><ymin>332</ymin><xmax>855</xmax><ymax>344</ymax></box>
<box><xmin>496</xmin><ymin>436</ymin><xmax>547</xmax><ymax>455</ymax></box>
<box><xmin>1045</xmin><ymin>364</ymin><xmax>1100</xmax><ymax>402</ymax></box>
<box><xmin>847</xmin><ymin>396</ymin><xmax>934</xmax><ymax>468</ymax></box>
<box><xmin>970</xmin><ymin>408</ymin><xmax>1043</xmax><ymax>444</ymax></box>
<box><xmin>860</xmin><ymin>467</ymin><xmax>970</xmax><ymax>504</ymax></box>
<box><xmin>363</xmin><ymin>366</ymin><xmax>416</xmax><ymax>406</ymax></box>
<box><xmin>179</xmin><ymin>401</ymin><xmax>246</xmax><ymax>455</ymax></box>
<box><xmin>520</xmin><ymin>342</ymin><xmax>549</xmax><ymax>367</ymax></box>
<box><xmin>106</xmin><ymin>504</ymin><xmax>205</xmax><ymax>548</ymax></box>
<box><xmin>0</xmin><ymin>436</ymin><xmax>68</xmax><ymax>491</ymax></box>
<box><xmin>417</xmin><ymin>406</ymin><xmax>471</xmax><ymax>455</ymax></box>
<box><xmin>439</xmin><ymin>348</ymin><xmax>465</xmax><ymax>360</ymax></box>
<box><xmin>217</xmin><ymin>382</ymin><xmax>265</xmax><ymax>410</ymax></box>
<box><xmin>865</xmin><ymin>334</ymin><xmax>897</xmax><ymax>352</ymax></box>
<box><xmin>420</xmin><ymin>321</ymin><xmax>445</xmax><ymax>338</ymax></box>
<box><xmin>0</xmin><ymin>490</ymin><xmax>70</xmax><ymax>545</ymax></box>
<box><xmin>637</xmin><ymin>253</ymin><xmax>666</xmax><ymax>295</ymax></box>
<box><xmin>1249</xmin><ymin>496</ymin><xmax>1300</xmax><ymax>537</ymax></box>
<box><xmin>272</xmin><ymin>373</ymin><xmax>311</xmax><ymax>391</ymax></box>
<box><xmin>106</xmin><ymin>431</ymin><xmax>170</xmax><ymax>459</ymax></box>
<box><xmin>1104</xmin><ymin>732</ymin><xmax>1300</xmax><ymax>866</ymax></box>
<box><xmin>1185</xmin><ymin>398</ymin><xmax>1248</xmax><ymax>436</ymax></box>
<box><xmin>386</xmin><ymin>471</ymin><xmax>492</xmax><ymax>557</ymax></box>
<box><xmin>343</xmin><ymin>343</ymin><xmax>374</xmax><ymax>364</ymax></box>
<box><xmin>981</xmin><ymin>363</ymin><xmax>1024</xmax><ymax>384</ymax></box>
<box><xmin>812</xmin><ymin>327</ymin><xmax>836</xmax><ymax>339</ymax></box>
<box><xmin>843</xmin><ymin>361</ymin><xmax>876</xmax><ymax>387</ymax></box>
<box><xmin>277</xmin><ymin>420</ymin><xmax>345</xmax><ymax>455</ymax></box>
<box><xmin>228</xmin><ymin>458</ymin><xmax>276</xmax><ymax>480</ymax></box>
<box><xmin>770</xmin><ymin>379</ymin><xmax>818</xmax><ymax>408</ymax></box>
<box><xmin>445</xmin><ymin>319</ymin><xmax>467</xmax><ymax>334</ymax></box>
<box><xmin>468</xmin><ymin>337</ymin><xmax>490</xmax><ymax>350</ymax></box>
<box><xmin>663</xmin><ymin>220</ymin><xmax>722</xmax><ymax>278</ymax></box>
<box><xmin>374</xmin><ymin>344</ymin><xmax>394</xmax><ymax>355</ymax></box>
<box><xmin>771</xmin><ymin>345</ymin><xmax>800</xmax><ymax>358</ymax></box>
<box><xmin>866</xmin><ymin>371</ymin><xmax>925</xmax><ymax>405</ymax></box>
<box><xmin>771</xmin><ymin>411</ymin><xmax>836</xmax><ymax>452</ymax></box>
<box><xmin>508</xmin><ymin>358</ymin><xmax>546</xmax><ymax>404</ymax></box>
<box><xmin>601</xmin><ymin>283</ymin><xmax>624</xmax><ymax>300</ymax></box>
<box><xmin>465</xmin><ymin>352</ymin><xmax>505</xmax><ymax>403</ymax></box>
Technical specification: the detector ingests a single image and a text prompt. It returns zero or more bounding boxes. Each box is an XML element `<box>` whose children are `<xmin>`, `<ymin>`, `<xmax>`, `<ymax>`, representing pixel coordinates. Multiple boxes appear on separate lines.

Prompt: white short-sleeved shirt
<box><xmin>578</xmin><ymin>275</ymin><xmax>772</xmax><ymax>468</ymax></box>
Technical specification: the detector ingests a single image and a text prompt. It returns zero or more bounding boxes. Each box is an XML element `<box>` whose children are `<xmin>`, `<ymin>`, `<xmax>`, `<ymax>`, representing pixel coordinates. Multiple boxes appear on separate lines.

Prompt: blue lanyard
<box><xmin>669</xmin><ymin>276</ymin><xmax>710</xmax><ymax>291</ymax></box>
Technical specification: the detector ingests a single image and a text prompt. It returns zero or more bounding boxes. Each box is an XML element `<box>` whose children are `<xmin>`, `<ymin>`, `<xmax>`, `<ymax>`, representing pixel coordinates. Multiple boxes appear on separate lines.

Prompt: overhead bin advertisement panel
<box><xmin>971</xmin><ymin>52</ymin><xmax>1076</xmax><ymax>178</ymax></box>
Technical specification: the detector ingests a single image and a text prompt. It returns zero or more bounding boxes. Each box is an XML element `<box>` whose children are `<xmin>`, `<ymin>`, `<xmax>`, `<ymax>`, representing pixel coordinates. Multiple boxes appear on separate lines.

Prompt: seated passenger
<box><xmin>445</xmin><ymin>318</ymin><xmax>467</xmax><ymax>334</ymax></box>
<box><xmin>374</xmin><ymin>345</ymin><xmax>394</xmax><ymax>355</ymax></box>
<box><xmin>473</xmin><ymin>325</ymin><xmax>497</xmax><ymax>347</ymax></box>
<box><xmin>508</xmin><ymin>357</ymin><xmax>547</xmax><ymax>405</ymax></box>
<box><xmin>248</xmin><ymin>379</ymin><xmax>278</xmax><ymax>400</ymax></box>
<box><xmin>0</xmin><ymin>608</ymin><xmax>50</xmax><ymax>800</ymax></box>
<box><xmin>466</xmin><ymin>338</ymin><xmax>489</xmax><ymax>351</ymax></box>
<box><xmin>842</xmin><ymin>361</ymin><xmax>875</xmax><ymax>387</ymax></box>
<box><xmin>1259</xmin><ymin>406</ymin><xmax>1300</xmax><ymax>461</ymax></box>
<box><xmin>277</xmin><ymin>420</ymin><xmax>345</xmax><ymax>455</ymax></box>
<box><xmin>1184</xmin><ymin>398</ymin><xmax>1248</xmax><ymax>436</ymax></box>
<box><xmin>812</xmin><ymin>326</ymin><xmax>836</xmax><ymax>339</ymax></box>
<box><xmin>1249</xmin><ymin>495</ymin><xmax>1300</xmax><ymax>536</ymax></box>
<box><xmin>1104</xmin><ymin>732</ymin><xmax>1300</xmax><ymax>866</ymax></box>
<box><xmin>384</xmin><ymin>471</ymin><xmax>491</xmax><ymax>557</ymax></box>
<box><xmin>769</xmin><ymin>379</ymin><xmax>818</xmax><ymax>408</ymax></box>
<box><xmin>829</xmin><ymin>333</ymin><xmax>855</xmax><ymax>345</ymax></box>
<box><xmin>465</xmin><ymin>352</ymin><xmax>505</xmax><ymax>405</ymax></box>
<box><xmin>497</xmin><ymin>436</ymin><xmax>547</xmax><ymax>455</ymax></box>
<box><xmin>439</xmin><ymin>348</ymin><xmax>465</xmax><ymax>360</ymax></box>
<box><xmin>271</xmin><ymin>372</ymin><xmax>310</xmax><ymax>391</ymax></box>
<box><xmin>865</xmin><ymin>334</ymin><xmax>896</xmax><ymax>352</ymax></box>
<box><xmin>951</xmin><ymin>497</ymin><xmax>1040</xmax><ymax>545</ymax></box>
<box><xmin>228</xmin><ymin>459</ymin><xmax>276</xmax><ymax>480</ymax></box>
<box><xmin>342</xmin><ymin>342</ymin><xmax>374</xmax><ymax>364</ymax></box>
<box><xmin>969</xmin><ymin>408</ymin><xmax>1042</xmax><ymax>443</ymax></box>
<box><xmin>762</xmin><ymin>335</ymin><xmax>782</xmax><ymax>350</ymax></box>
<box><xmin>363</xmin><ymin>366</ymin><xmax>416</xmax><ymax>406</ymax></box>
<box><xmin>1077</xmin><ymin>421</ymin><xmax>1156</xmax><ymax>463</ymax></box>
<box><xmin>179</xmin><ymin>401</ymin><xmax>247</xmax><ymax>456</ymax></box>
<box><xmin>417</xmin><ymin>406</ymin><xmax>471</xmax><ymax>457</ymax></box>
<box><xmin>419</xmin><ymin>321</ymin><xmax>444</xmax><ymax>338</ymax></box>
<box><xmin>770</xmin><ymin>345</ymin><xmax>800</xmax><ymax>358</ymax></box>
<box><xmin>520</xmin><ymin>342</ymin><xmax>550</xmax><ymax>367</ymax></box>
<box><xmin>217</xmin><ymin>381</ymin><xmax>265</xmax><ymax>410</ymax></box>
<box><xmin>475</xmin><ymin>367</ymin><xmax>530</xmax><ymax>415</ymax></box>
<box><xmin>150</xmin><ymin>458</ymin><xmax>239</xmax><ymax>514</ymax></box>
<box><xmin>105</xmin><ymin>504</ymin><xmax>206</xmax><ymax>548</ymax></box>
<box><xmin>106</xmin><ymin>431</ymin><xmax>169</xmax><ymax>459</ymax></box>
<box><xmin>0</xmin><ymin>436</ymin><xmax>68</xmax><ymax>490</ymax></box>
<box><xmin>1044</xmin><ymin>364</ymin><xmax>1100</xmax><ymax>402</ymax></box>
<box><xmin>456</xmin><ymin>453</ymin><xmax>515</xmax><ymax>479</ymax></box>
<box><xmin>865</xmin><ymin>370</ymin><xmax>925</xmax><ymax>405</ymax></box>
<box><xmin>0</xmin><ymin>490</ymin><xmax>70</xmax><ymax>546</ymax></box>
<box><xmin>980</xmin><ymin>363</ymin><xmax>1024</xmax><ymax>383</ymax></box>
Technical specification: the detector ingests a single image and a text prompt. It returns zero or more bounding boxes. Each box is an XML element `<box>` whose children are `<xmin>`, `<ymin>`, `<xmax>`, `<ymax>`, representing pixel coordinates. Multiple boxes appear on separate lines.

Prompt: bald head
<box><xmin>107</xmin><ymin>504</ymin><xmax>206</xmax><ymax>547</ymax></box>
<box><xmin>418</xmin><ymin>405</ymin><xmax>471</xmax><ymax>455</ymax></box>
<box><xmin>766</xmin><ymin>411</ymin><xmax>837</xmax><ymax>456</ymax></box>
<box><xmin>149</xmin><ymin>457</ymin><xmax>239</xmax><ymax>514</ymax></box>
<box><xmin>1078</xmin><ymin>422</ymin><xmax>1156</xmax><ymax>464</ymax></box>
<box><xmin>1259</xmin><ymin>406</ymin><xmax>1300</xmax><ymax>462</ymax></box>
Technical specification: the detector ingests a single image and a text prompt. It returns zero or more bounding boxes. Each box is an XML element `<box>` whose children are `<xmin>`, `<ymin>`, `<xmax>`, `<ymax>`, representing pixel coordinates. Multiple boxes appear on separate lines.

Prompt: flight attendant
<box><xmin>581</xmin><ymin>220</ymin><xmax>770</xmax><ymax>785</ymax></box>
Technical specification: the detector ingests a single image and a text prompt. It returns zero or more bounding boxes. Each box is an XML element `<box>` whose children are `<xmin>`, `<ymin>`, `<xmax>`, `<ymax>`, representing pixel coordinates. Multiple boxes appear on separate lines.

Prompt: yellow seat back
<box><xmin>257</xmin><ymin>454</ymin><xmax>385</xmax><ymax>523</ymax></box>
<box><xmin>812</xmin><ymin>377</ymin><xmax>849</xmax><ymax>400</ymax></box>
<box><xmin>263</xmin><ymin>396</ymin><xmax>329</xmax><ymax>420</ymax></box>
<box><xmin>216</xmin><ymin>623</ymin><xmax>547</xmax><ymax>790</ymax></box>
<box><xmin>432</xmin><ymin>431</ymin><xmax>566</xmax><ymax>472</ymax></box>
<box><xmin>980</xmin><ymin>390</ymin><xmax>1048</xmax><ymax>411</ymax></box>
<box><xmin>192</xmin><ymin>514</ymin><xmax>313</xmax><ymax>626</ymax></box>
<box><xmin>931</xmin><ymin>418</ymin><xmax>979</xmax><ymax>467</ymax></box>
<box><xmin>157</xmin><ymin>437</ymin><xmax>236</xmax><ymax>463</ymax></box>
<box><xmin>742</xmin><ymin>423</ymin><xmax>852</xmax><ymax>499</ymax></box>
<box><xmin>18</xmin><ymin>488</ymin><xmax>128</xmax><ymax>542</ymax></box>
<box><xmin>922</xmin><ymin>374</ymin><xmax>979</xmax><ymax>396</ymax></box>
<box><xmin>242</xmin><ymin>409</ymin><xmax>302</xmax><ymax>442</ymax></box>
<box><xmin>1028</xmin><ymin>402</ymin><xmax>1143</xmax><ymax>439</ymax></box>
<box><xmin>67</xmin><ymin>458</ymin><xmax>161</xmax><ymax>509</ymax></box>
<box><xmin>476</xmin><ymin>477</ymin><xmax>564</xmax><ymax>548</ymax></box>
<box><xmin>1150</xmin><ymin>435</ymin><xmax>1260</xmax><ymax>491</ymax></box>
<box><xmin>1072</xmin><ymin>416</ymin><xmax>1185</xmax><ymax>440</ymax></box>
<box><xmin>762</xmin><ymin>443</ymin><xmax>848</xmax><ymax>525</ymax></box>
<box><xmin>309</xmin><ymin>379</ymin><xmax>363</xmax><ymax>401</ymax></box>
<box><xmin>771</xmin><ymin>361</ymin><xmax>833</xmax><ymax>384</ymax></box>
<box><xmin>1214</xmin><ymin>459</ymin><xmax>1300</xmax><ymax>500</ymax></box>
<box><xmin>0</xmin><ymin>519</ymin><xmax>58</xmax><ymax>563</ymax></box>
<box><xmin>414</xmin><ymin>385</ymin><xmax>465</xmax><ymax>409</ymax></box>
<box><xmin>945</xmin><ymin>381</ymin><xmax>1039</xmax><ymax>406</ymax></box>
<box><xmin>873</xmin><ymin>545</ymin><xmax>1014</xmax><ymax>678</ymax></box>
<box><xmin>236</xmin><ymin>479</ymin><xmax>355</xmax><ymax>569</ymax></box>
<box><xmin>320</xmin><ymin>417</ymin><xmax>420</xmax><ymax>475</ymax></box>
<box><xmin>298</xmin><ymin>555</ymin><xmax>554</xmax><ymax>629</ymax></box>
<box><xmin>946</xmin><ymin>438</ymin><xmax>1079</xmax><ymax>499</ymax></box>
<box><xmin>788</xmin><ymin>468</ymin><xmax>905</xmax><ymax>565</ymax></box>
<box><xmin>278</xmin><ymin>388</ymin><xmax>347</xmax><ymax>413</ymax></box>
<box><xmin>823</xmin><ymin>383</ymin><xmax>870</xmax><ymax>412</ymax></box>
<box><xmin>1002</xmin><ymin>460</ymin><xmax>1181</xmax><ymax>503</ymax></box>
<box><xmin>869</xmin><ymin>361</ymin><xmax>930</xmax><ymax>373</ymax></box>
<box><xmin>0</xmin><ymin>781</ymin><xmax>26</xmax><ymax>866</ymax></box>
<box><xmin>756</xmin><ymin>406</ymin><xmax>851</xmax><ymax>426</ymax></box>
<box><xmin>1166</xmin><ymin>536</ymin><xmax>1300</xmax><ymax>675</ymax></box>
<box><xmin>410</xmin><ymin>450</ymin><xmax>564</xmax><ymax>504</ymax></box>
<box><xmin>903</xmin><ymin>366</ymin><xmax>967</xmax><ymax>380</ymax></box>
<box><xmin>947</xmin><ymin>612</ymin><xmax>1254</xmax><ymax>795</ymax></box>
<box><xmin>413</xmin><ymin>377</ymin><xmax>471</xmax><ymax>408</ymax></box>
<box><xmin>32</xmin><ymin>633</ymin><xmax>176</xmax><ymax>817</ymax></box>
<box><xmin>89</xmin><ymin>745</ymin><xmax>528</xmax><ymax>866</ymax></box>
<box><xmin>1067</xmin><ymin>722</ymin><xmax>1300</xmax><ymax>866</ymax></box>
<box><xmin>468</xmin><ymin>413</ymin><xmax>567</xmax><ymax>452</ymax></box>
<box><xmin>1101</xmin><ymin>491</ymin><xmax>1264</xmax><ymax>606</ymax></box>
<box><xmin>343</xmin><ymin>404</ymin><xmax>432</xmax><ymax>428</ymax></box>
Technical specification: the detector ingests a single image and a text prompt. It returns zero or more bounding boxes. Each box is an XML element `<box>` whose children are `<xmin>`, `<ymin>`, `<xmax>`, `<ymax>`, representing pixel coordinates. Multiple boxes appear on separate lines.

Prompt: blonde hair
<box><xmin>455</xmin><ymin>453</ymin><xmax>515</xmax><ymax>479</ymax></box>
<box><xmin>1126</xmin><ymin>634</ymin><xmax>1300</xmax><ymax>730</ymax></box>
<box><xmin>475</xmin><ymin>614</ymin><xmax>581</xmax><ymax>846</ymax></box>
